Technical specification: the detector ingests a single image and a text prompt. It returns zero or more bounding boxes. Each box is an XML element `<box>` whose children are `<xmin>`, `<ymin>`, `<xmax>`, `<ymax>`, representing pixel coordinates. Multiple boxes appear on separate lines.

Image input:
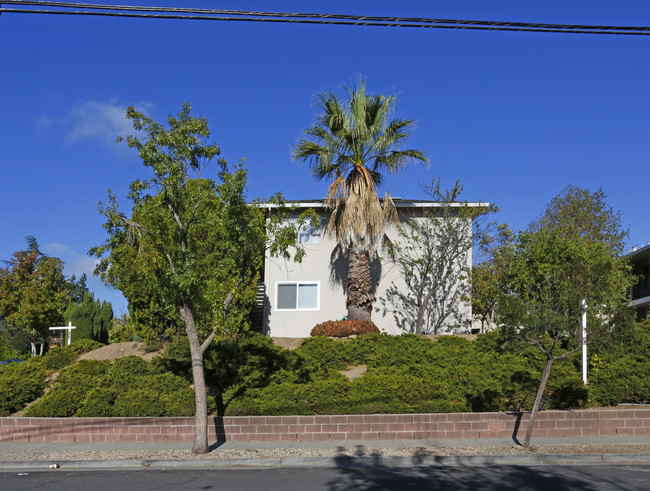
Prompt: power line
<box><xmin>3</xmin><ymin>1</ymin><xmax>650</xmax><ymax>36</ymax></box>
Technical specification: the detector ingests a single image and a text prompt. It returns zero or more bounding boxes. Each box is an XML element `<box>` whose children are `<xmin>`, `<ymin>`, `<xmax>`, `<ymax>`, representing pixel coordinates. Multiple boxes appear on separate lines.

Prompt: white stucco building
<box><xmin>628</xmin><ymin>242</ymin><xmax>650</xmax><ymax>320</ymax></box>
<box><xmin>260</xmin><ymin>199</ymin><xmax>488</xmax><ymax>338</ymax></box>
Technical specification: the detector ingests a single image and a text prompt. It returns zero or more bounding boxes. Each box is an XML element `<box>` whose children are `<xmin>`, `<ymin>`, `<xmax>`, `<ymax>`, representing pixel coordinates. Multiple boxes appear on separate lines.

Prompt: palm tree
<box><xmin>293</xmin><ymin>79</ymin><xmax>428</xmax><ymax>321</ymax></box>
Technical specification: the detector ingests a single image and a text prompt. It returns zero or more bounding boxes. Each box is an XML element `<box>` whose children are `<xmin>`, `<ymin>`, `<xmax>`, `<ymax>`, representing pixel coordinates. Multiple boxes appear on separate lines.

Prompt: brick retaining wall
<box><xmin>1</xmin><ymin>409</ymin><xmax>649</xmax><ymax>443</ymax></box>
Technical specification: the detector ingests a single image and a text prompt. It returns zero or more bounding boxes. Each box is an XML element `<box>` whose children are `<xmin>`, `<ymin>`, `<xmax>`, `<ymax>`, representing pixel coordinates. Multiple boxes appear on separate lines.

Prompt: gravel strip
<box><xmin>1</xmin><ymin>444</ymin><xmax>649</xmax><ymax>462</ymax></box>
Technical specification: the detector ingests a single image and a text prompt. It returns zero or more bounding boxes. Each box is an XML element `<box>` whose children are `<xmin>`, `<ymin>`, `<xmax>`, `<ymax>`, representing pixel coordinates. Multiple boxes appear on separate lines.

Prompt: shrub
<box><xmin>106</xmin><ymin>355</ymin><xmax>164</xmax><ymax>391</ymax></box>
<box><xmin>112</xmin><ymin>387</ymin><xmax>195</xmax><ymax>417</ymax></box>
<box><xmin>163</xmin><ymin>333</ymin><xmax>299</xmax><ymax>388</ymax></box>
<box><xmin>227</xmin><ymin>375</ymin><xmax>351</xmax><ymax>416</ymax></box>
<box><xmin>0</xmin><ymin>343</ymin><xmax>19</xmax><ymax>362</ymax></box>
<box><xmin>24</xmin><ymin>387</ymin><xmax>82</xmax><ymax>417</ymax></box>
<box><xmin>108</xmin><ymin>315</ymin><xmax>137</xmax><ymax>344</ymax></box>
<box><xmin>0</xmin><ymin>360</ymin><xmax>46</xmax><ymax>415</ymax></box>
<box><xmin>76</xmin><ymin>388</ymin><xmax>117</xmax><ymax>417</ymax></box>
<box><xmin>589</xmin><ymin>356</ymin><xmax>650</xmax><ymax>406</ymax></box>
<box><xmin>310</xmin><ymin>320</ymin><xmax>379</xmax><ymax>337</ymax></box>
<box><xmin>546</xmin><ymin>363</ymin><xmax>588</xmax><ymax>409</ymax></box>
<box><xmin>69</xmin><ymin>339</ymin><xmax>105</xmax><ymax>355</ymax></box>
<box><xmin>367</xmin><ymin>334</ymin><xmax>440</xmax><ymax>369</ymax></box>
<box><xmin>57</xmin><ymin>359</ymin><xmax>112</xmax><ymax>387</ymax></box>
<box><xmin>294</xmin><ymin>336</ymin><xmax>351</xmax><ymax>372</ymax></box>
<box><xmin>144</xmin><ymin>340</ymin><xmax>163</xmax><ymax>353</ymax></box>
<box><xmin>160</xmin><ymin>336</ymin><xmax>193</xmax><ymax>380</ymax></box>
<box><xmin>25</xmin><ymin>360</ymin><xmax>111</xmax><ymax>417</ymax></box>
<box><xmin>41</xmin><ymin>346</ymin><xmax>79</xmax><ymax>371</ymax></box>
<box><xmin>161</xmin><ymin>333</ymin><xmax>305</xmax><ymax>415</ymax></box>
<box><xmin>26</xmin><ymin>356</ymin><xmax>194</xmax><ymax>417</ymax></box>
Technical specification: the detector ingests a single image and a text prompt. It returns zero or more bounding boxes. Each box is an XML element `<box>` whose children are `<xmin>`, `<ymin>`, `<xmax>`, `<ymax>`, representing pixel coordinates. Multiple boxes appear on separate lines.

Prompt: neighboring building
<box><xmin>628</xmin><ymin>242</ymin><xmax>650</xmax><ymax>320</ymax></box>
<box><xmin>261</xmin><ymin>199</ymin><xmax>487</xmax><ymax>338</ymax></box>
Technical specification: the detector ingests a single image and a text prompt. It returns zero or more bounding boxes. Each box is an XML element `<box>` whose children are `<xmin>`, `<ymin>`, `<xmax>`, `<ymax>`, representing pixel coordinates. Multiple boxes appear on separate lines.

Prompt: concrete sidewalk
<box><xmin>1</xmin><ymin>435</ymin><xmax>649</xmax><ymax>470</ymax></box>
<box><xmin>4</xmin><ymin>434</ymin><xmax>650</xmax><ymax>451</ymax></box>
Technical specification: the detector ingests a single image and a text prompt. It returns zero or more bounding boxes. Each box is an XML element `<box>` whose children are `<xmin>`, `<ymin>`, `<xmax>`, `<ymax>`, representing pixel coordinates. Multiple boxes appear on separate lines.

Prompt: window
<box><xmin>287</xmin><ymin>217</ymin><xmax>322</xmax><ymax>244</ymax></box>
<box><xmin>276</xmin><ymin>282</ymin><xmax>320</xmax><ymax>310</ymax></box>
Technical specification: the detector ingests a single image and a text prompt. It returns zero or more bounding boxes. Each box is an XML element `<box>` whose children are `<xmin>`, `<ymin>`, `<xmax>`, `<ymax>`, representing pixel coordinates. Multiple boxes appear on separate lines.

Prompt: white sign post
<box><xmin>581</xmin><ymin>299</ymin><xmax>588</xmax><ymax>385</ymax></box>
<box><xmin>49</xmin><ymin>322</ymin><xmax>76</xmax><ymax>346</ymax></box>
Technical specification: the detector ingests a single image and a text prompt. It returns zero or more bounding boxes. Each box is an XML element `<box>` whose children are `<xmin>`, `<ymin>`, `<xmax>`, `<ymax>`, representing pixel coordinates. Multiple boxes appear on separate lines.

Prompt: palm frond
<box><xmin>382</xmin><ymin>192</ymin><xmax>399</xmax><ymax>226</ymax></box>
<box><xmin>293</xmin><ymin>78</ymin><xmax>428</xmax><ymax>253</ymax></box>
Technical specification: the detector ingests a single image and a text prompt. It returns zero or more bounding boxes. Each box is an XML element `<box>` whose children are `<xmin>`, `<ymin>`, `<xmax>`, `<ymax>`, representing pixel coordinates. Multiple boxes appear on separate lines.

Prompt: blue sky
<box><xmin>2</xmin><ymin>1</ymin><xmax>650</xmax><ymax>314</ymax></box>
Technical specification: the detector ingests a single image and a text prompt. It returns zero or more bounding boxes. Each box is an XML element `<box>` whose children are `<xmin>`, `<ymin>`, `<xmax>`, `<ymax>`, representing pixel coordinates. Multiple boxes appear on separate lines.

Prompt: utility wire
<box><xmin>2</xmin><ymin>0</ymin><xmax>650</xmax><ymax>36</ymax></box>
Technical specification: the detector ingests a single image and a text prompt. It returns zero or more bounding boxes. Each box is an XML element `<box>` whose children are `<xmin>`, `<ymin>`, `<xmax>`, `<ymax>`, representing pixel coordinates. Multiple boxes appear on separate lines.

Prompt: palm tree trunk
<box><xmin>346</xmin><ymin>250</ymin><xmax>375</xmax><ymax>321</ymax></box>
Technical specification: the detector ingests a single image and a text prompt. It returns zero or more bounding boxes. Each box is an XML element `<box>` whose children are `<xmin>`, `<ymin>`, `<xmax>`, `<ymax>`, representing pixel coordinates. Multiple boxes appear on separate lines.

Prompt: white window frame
<box><xmin>287</xmin><ymin>216</ymin><xmax>322</xmax><ymax>245</ymax></box>
<box><xmin>275</xmin><ymin>281</ymin><xmax>320</xmax><ymax>311</ymax></box>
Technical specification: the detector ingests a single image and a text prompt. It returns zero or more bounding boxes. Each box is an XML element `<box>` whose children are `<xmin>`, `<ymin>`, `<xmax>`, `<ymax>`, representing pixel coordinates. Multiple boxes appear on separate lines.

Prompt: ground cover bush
<box><xmin>162</xmin><ymin>333</ymin><xmax>304</xmax><ymax>415</ymax></box>
<box><xmin>68</xmin><ymin>339</ymin><xmax>105</xmax><ymax>355</ymax></box>
<box><xmin>40</xmin><ymin>346</ymin><xmax>79</xmax><ymax>371</ymax></box>
<box><xmin>39</xmin><ymin>339</ymin><xmax>105</xmax><ymax>371</ymax></box>
<box><xmin>25</xmin><ymin>355</ymin><xmax>194</xmax><ymax>417</ymax></box>
<box><xmin>0</xmin><ymin>339</ymin><xmax>108</xmax><ymax>415</ymax></box>
<box><xmin>221</xmin><ymin>332</ymin><xmax>590</xmax><ymax>416</ymax></box>
<box><xmin>0</xmin><ymin>358</ymin><xmax>46</xmax><ymax>415</ymax></box>
<box><xmin>13</xmin><ymin>323</ymin><xmax>649</xmax><ymax>418</ymax></box>
<box><xmin>25</xmin><ymin>360</ymin><xmax>111</xmax><ymax>417</ymax></box>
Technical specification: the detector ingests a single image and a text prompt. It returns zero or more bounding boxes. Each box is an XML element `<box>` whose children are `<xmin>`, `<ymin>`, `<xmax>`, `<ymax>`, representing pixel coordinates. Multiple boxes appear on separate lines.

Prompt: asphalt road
<box><xmin>2</xmin><ymin>464</ymin><xmax>649</xmax><ymax>490</ymax></box>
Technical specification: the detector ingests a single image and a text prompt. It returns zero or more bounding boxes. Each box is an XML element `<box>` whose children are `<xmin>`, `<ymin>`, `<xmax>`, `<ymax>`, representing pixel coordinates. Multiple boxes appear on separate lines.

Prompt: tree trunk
<box><xmin>415</xmin><ymin>288</ymin><xmax>436</xmax><ymax>335</ymax></box>
<box><xmin>523</xmin><ymin>357</ymin><xmax>554</xmax><ymax>448</ymax></box>
<box><xmin>415</xmin><ymin>303</ymin><xmax>426</xmax><ymax>335</ymax></box>
<box><xmin>346</xmin><ymin>250</ymin><xmax>375</xmax><ymax>321</ymax></box>
<box><xmin>180</xmin><ymin>302</ymin><xmax>210</xmax><ymax>454</ymax></box>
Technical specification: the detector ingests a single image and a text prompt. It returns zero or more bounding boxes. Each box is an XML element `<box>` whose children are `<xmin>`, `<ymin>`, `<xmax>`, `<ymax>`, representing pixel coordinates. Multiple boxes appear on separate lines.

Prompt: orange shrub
<box><xmin>310</xmin><ymin>320</ymin><xmax>379</xmax><ymax>337</ymax></box>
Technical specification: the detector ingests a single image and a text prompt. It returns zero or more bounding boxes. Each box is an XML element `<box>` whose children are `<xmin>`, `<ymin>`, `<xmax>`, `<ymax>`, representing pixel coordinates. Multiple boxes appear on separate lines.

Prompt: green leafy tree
<box><xmin>94</xmin><ymin>203</ymin><xmax>181</xmax><ymax>343</ymax></box>
<box><xmin>529</xmin><ymin>185</ymin><xmax>628</xmax><ymax>253</ymax></box>
<box><xmin>383</xmin><ymin>179</ymin><xmax>497</xmax><ymax>334</ymax></box>
<box><xmin>470</xmin><ymin>225</ymin><xmax>515</xmax><ymax>333</ymax></box>
<box><xmin>91</xmin><ymin>103</ymin><xmax>309</xmax><ymax>454</ymax></box>
<box><xmin>66</xmin><ymin>273</ymin><xmax>89</xmax><ymax>304</ymax></box>
<box><xmin>0</xmin><ymin>237</ymin><xmax>68</xmax><ymax>356</ymax></box>
<box><xmin>293</xmin><ymin>78</ymin><xmax>428</xmax><ymax>321</ymax></box>
<box><xmin>497</xmin><ymin>226</ymin><xmax>633</xmax><ymax>448</ymax></box>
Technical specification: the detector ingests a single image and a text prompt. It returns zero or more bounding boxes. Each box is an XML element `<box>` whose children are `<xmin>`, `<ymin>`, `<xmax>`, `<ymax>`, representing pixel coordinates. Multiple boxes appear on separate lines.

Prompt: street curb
<box><xmin>2</xmin><ymin>453</ymin><xmax>650</xmax><ymax>471</ymax></box>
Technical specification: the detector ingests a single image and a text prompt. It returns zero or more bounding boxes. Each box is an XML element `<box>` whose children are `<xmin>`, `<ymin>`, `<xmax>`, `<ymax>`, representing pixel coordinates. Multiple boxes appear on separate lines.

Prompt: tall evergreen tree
<box><xmin>64</xmin><ymin>293</ymin><xmax>112</xmax><ymax>343</ymax></box>
<box><xmin>99</xmin><ymin>301</ymin><xmax>113</xmax><ymax>344</ymax></box>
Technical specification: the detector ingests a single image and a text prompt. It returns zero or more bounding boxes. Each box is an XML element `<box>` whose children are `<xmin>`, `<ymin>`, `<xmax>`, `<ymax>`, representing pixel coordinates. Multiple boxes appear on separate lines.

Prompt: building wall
<box><xmin>628</xmin><ymin>245</ymin><xmax>650</xmax><ymax>320</ymax></box>
<box><xmin>264</xmin><ymin>209</ymin><xmax>473</xmax><ymax>337</ymax></box>
<box><xmin>631</xmin><ymin>248</ymin><xmax>650</xmax><ymax>300</ymax></box>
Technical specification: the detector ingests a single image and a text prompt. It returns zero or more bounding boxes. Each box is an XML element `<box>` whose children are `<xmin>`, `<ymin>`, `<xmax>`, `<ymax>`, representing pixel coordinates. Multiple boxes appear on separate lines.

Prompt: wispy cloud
<box><xmin>44</xmin><ymin>242</ymin><xmax>99</xmax><ymax>278</ymax></box>
<box><xmin>35</xmin><ymin>114</ymin><xmax>53</xmax><ymax>128</ymax></box>
<box><xmin>36</xmin><ymin>98</ymin><xmax>155</xmax><ymax>151</ymax></box>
